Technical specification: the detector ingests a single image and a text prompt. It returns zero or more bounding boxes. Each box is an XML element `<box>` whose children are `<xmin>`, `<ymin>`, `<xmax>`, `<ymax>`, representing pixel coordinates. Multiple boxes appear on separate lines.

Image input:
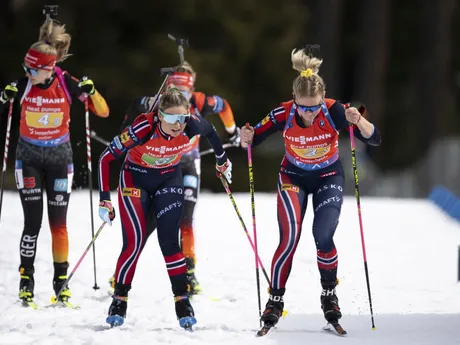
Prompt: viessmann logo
<box><xmin>24</xmin><ymin>96</ymin><xmax>66</xmax><ymax>106</ymax></box>
<box><xmin>145</xmin><ymin>144</ymin><xmax>188</xmax><ymax>153</ymax></box>
<box><xmin>284</xmin><ymin>133</ymin><xmax>332</xmax><ymax>144</ymax></box>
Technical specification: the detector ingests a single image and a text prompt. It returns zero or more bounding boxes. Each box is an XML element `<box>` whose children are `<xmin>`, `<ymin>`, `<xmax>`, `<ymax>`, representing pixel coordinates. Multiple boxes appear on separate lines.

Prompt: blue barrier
<box><xmin>428</xmin><ymin>186</ymin><xmax>460</xmax><ymax>221</ymax></box>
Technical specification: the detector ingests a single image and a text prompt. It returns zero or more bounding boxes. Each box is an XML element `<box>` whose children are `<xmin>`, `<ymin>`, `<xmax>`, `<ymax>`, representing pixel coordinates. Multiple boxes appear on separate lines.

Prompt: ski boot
<box><xmin>185</xmin><ymin>257</ymin><xmax>202</xmax><ymax>295</ymax></box>
<box><xmin>175</xmin><ymin>295</ymin><xmax>197</xmax><ymax>331</ymax></box>
<box><xmin>320</xmin><ymin>279</ymin><xmax>342</xmax><ymax>322</ymax></box>
<box><xmin>53</xmin><ymin>262</ymin><xmax>72</xmax><ymax>302</ymax></box>
<box><xmin>19</xmin><ymin>266</ymin><xmax>35</xmax><ymax>305</ymax></box>
<box><xmin>257</xmin><ymin>288</ymin><xmax>285</xmax><ymax>336</ymax></box>
<box><xmin>106</xmin><ymin>283</ymin><xmax>129</xmax><ymax>327</ymax></box>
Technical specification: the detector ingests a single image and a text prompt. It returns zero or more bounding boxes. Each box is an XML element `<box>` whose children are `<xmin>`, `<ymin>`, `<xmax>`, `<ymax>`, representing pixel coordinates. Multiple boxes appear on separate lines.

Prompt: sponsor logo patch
<box><xmin>281</xmin><ymin>183</ymin><xmax>300</xmax><ymax>193</ymax></box>
<box><xmin>122</xmin><ymin>187</ymin><xmax>141</xmax><ymax>198</ymax></box>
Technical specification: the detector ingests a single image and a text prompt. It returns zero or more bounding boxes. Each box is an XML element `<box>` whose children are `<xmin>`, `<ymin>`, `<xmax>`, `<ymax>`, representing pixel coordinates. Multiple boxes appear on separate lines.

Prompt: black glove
<box><xmin>0</xmin><ymin>83</ymin><xmax>18</xmax><ymax>102</ymax></box>
<box><xmin>228</xmin><ymin>127</ymin><xmax>241</xmax><ymax>147</ymax></box>
<box><xmin>78</xmin><ymin>77</ymin><xmax>96</xmax><ymax>95</ymax></box>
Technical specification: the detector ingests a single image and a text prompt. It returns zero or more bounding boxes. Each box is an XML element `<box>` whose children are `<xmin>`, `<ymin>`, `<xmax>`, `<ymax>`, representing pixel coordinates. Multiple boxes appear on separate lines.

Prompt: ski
<box><xmin>256</xmin><ymin>322</ymin><xmax>275</xmax><ymax>337</ymax></box>
<box><xmin>21</xmin><ymin>299</ymin><xmax>39</xmax><ymax>310</ymax></box>
<box><xmin>47</xmin><ymin>298</ymin><xmax>80</xmax><ymax>309</ymax></box>
<box><xmin>183</xmin><ymin>325</ymin><xmax>193</xmax><ymax>333</ymax></box>
<box><xmin>323</xmin><ymin>320</ymin><xmax>347</xmax><ymax>336</ymax></box>
<box><xmin>61</xmin><ymin>300</ymin><xmax>80</xmax><ymax>309</ymax></box>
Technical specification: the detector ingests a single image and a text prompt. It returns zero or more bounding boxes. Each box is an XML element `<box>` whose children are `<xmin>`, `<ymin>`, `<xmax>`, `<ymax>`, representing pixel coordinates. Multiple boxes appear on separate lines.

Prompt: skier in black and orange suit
<box><xmin>0</xmin><ymin>19</ymin><xmax>109</xmax><ymax>306</ymax></box>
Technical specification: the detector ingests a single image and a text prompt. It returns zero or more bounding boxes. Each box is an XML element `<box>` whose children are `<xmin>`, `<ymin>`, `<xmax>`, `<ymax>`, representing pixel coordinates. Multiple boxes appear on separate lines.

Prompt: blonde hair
<box><xmin>29</xmin><ymin>20</ymin><xmax>71</xmax><ymax>63</ymax></box>
<box><xmin>291</xmin><ymin>49</ymin><xmax>325</xmax><ymax>98</ymax></box>
<box><xmin>159</xmin><ymin>85</ymin><xmax>189</xmax><ymax>111</ymax></box>
<box><xmin>175</xmin><ymin>61</ymin><xmax>196</xmax><ymax>80</ymax></box>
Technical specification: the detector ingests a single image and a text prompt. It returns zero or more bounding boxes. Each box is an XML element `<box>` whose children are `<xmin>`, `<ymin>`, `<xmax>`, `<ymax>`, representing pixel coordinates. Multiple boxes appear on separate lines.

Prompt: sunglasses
<box><xmin>159</xmin><ymin>110</ymin><xmax>190</xmax><ymax>124</ymax></box>
<box><xmin>295</xmin><ymin>101</ymin><xmax>322</xmax><ymax>113</ymax></box>
<box><xmin>179</xmin><ymin>90</ymin><xmax>192</xmax><ymax>99</ymax></box>
<box><xmin>23</xmin><ymin>64</ymin><xmax>40</xmax><ymax>77</ymax></box>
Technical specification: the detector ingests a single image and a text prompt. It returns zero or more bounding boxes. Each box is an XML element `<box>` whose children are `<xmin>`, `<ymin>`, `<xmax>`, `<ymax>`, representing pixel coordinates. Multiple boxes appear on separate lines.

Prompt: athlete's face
<box><xmin>175</xmin><ymin>85</ymin><xmax>193</xmax><ymax>101</ymax></box>
<box><xmin>23</xmin><ymin>64</ymin><xmax>53</xmax><ymax>85</ymax></box>
<box><xmin>159</xmin><ymin>105</ymin><xmax>190</xmax><ymax>137</ymax></box>
<box><xmin>295</xmin><ymin>94</ymin><xmax>323</xmax><ymax>125</ymax></box>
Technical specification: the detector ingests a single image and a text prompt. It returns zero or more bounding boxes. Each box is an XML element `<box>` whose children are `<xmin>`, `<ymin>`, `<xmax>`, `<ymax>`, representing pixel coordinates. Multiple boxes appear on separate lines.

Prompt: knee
<box><xmin>50</xmin><ymin>224</ymin><xmax>68</xmax><ymax>237</ymax></box>
<box><xmin>313</xmin><ymin>209</ymin><xmax>340</xmax><ymax>250</ymax></box>
<box><xmin>313</xmin><ymin>233</ymin><xmax>335</xmax><ymax>251</ymax></box>
<box><xmin>181</xmin><ymin>204</ymin><xmax>194</xmax><ymax>228</ymax></box>
<box><xmin>159</xmin><ymin>234</ymin><xmax>181</xmax><ymax>256</ymax></box>
<box><xmin>24</xmin><ymin>220</ymin><xmax>41</xmax><ymax>233</ymax></box>
<box><xmin>181</xmin><ymin>225</ymin><xmax>193</xmax><ymax>236</ymax></box>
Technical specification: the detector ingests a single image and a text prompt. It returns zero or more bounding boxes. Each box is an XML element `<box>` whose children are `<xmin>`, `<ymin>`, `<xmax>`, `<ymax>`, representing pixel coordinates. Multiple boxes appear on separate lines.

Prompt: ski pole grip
<box><xmin>160</xmin><ymin>67</ymin><xmax>176</xmax><ymax>76</ymax></box>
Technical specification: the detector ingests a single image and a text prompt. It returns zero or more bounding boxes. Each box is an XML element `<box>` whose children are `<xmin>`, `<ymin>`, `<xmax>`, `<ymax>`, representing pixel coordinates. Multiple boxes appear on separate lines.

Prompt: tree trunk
<box><xmin>311</xmin><ymin>0</ymin><xmax>345</xmax><ymax>98</ymax></box>
<box><xmin>417</xmin><ymin>0</ymin><xmax>456</xmax><ymax>196</ymax></box>
<box><xmin>353</xmin><ymin>0</ymin><xmax>391</xmax><ymax>127</ymax></box>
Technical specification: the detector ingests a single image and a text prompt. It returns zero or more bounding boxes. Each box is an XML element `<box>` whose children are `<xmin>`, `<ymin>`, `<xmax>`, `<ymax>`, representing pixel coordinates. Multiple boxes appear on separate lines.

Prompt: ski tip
<box><xmin>179</xmin><ymin>316</ymin><xmax>197</xmax><ymax>331</ymax></box>
<box><xmin>21</xmin><ymin>300</ymin><xmax>39</xmax><ymax>310</ymax></box>
<box><xmin>50</xmin><ymin>296</ymin><xmax>57</xmax><ymax>304</ymax></box>
<box><xmin>106</xmin><ymin>315</ymin><xmax>125</xmax><ymax>327</ymax></box>
<box><xmin>324</xmin><ymin>321</ymin><xmax>347</xmax><ymax>336</ymax></box>
<box><xmin>256</xmin><ymin>324</ymin><xmax>274</xmax><ymax>337</ymax></box>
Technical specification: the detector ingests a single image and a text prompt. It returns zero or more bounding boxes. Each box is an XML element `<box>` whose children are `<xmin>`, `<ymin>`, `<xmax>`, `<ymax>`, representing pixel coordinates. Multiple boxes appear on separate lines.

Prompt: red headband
<box><xmin>166</xmin><ymin>72</ymin><xmax>194</xmax><ymax>88</ymax></box>
<box><xmin>24</xmin><ymin>49</ymin><xmax>56</xmax><ymax>70</ymax></box>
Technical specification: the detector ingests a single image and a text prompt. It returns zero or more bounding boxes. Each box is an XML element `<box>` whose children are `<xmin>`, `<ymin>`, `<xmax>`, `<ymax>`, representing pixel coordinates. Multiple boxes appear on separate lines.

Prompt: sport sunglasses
<box><xmin>23</xmin><ymin>64</ymin><xmax>40</xmax><ymax>77</ymax></box>
<box><xmin>159</xmin><ymin>110</ymin><xmax>191</xmax><ymax>124</ymax></box>
<box><xmin>294</xmin><ymin>101</ymin><xmax>322</xmax><ymax>113</ymax></box>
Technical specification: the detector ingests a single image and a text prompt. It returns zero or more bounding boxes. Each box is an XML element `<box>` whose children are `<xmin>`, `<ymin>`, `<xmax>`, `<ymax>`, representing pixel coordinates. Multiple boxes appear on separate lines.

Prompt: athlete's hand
<box><xmin>78</xmin><ymin>77</ymin><xmax>96</xmax><ymax>95</ymax></box>
<box><xmin>0</xmin><ymin>82</ymin><xmax>18</xmax><ymax>102</ymax></box>
<box><xmin>99</xmin><ymin>200</ymin><xmax>116</xmax><ymax>225</ymax></box>
<box><xmin>240</xmin><ymin>125</ymin><xmax>254</xmax><ymax>149</ymax></box>
<box><xmin>216</xmin><ymin>159</ymin><xmax>232</xmax><ymax>184</ymax></box>
<box><xmin>345</xmin><ymin>106</ymin><xmax>361</xmax><ymax>125</ymax></box>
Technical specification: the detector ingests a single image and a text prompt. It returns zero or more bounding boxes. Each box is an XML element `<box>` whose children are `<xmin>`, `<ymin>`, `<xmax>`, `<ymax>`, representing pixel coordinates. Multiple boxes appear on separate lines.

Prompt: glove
<box><xmin>78</xmin><ymin>77</ymin><xmax>96</xmax><ymax>95</ymax></box>
<box><xmin>0</xmin><ymin>83</ymin><xmax>18</xmax><ymax>102</ymax></box>
<box><xmin>228</xmin><ymin>127</ymin><xmax>241</xmax><ymax>147</ymax></box>
<box><xmin>99</xmin><ymin>200</ymin><xmax>116</xmax><ymax>225</ymax></box>
<box><xmin>216</xmin><ymin>159</ymin><xmax>232</xmax><ymax>184</ymax></box>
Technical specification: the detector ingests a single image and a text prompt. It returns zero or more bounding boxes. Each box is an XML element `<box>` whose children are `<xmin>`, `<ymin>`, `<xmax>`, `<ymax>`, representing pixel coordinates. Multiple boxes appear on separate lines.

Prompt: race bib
<box><xmin>291</xmin><ymin>145</ymin><xmax>331</xmax><ymax>159</ymax></box>
<box><xmin>141</xmin><ymin>153</ymin><xmax>177</xmax><ymax>167</ymax></box>
<box><xmin>25</xmin><ymin>111</ymin><xmax>64</xmax><ymax>129</ymax></box>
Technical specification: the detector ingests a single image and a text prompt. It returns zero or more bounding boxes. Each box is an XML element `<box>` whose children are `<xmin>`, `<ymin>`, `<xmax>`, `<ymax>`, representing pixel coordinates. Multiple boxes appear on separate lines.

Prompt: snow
<box><xmin>1</xmin><ymin>191</ymin><xmax>460</xmax><ymax>344</ymax></box>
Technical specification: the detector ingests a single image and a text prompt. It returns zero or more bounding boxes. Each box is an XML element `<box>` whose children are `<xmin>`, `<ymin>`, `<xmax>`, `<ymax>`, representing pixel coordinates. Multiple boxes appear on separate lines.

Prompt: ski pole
<box><xmin>84</xmin><ymin>95</ymin><xmax>99</xmax><ymax>291</ymax></box>
<box><xmin>246</xmin><ymin>123</ymin><xmax>262</xmax><ymax>322</ymax></box>
<box><xmin>52</xmin><ymin>222</ymin><xmax>106</xmax><ymax>303</ymax></box>
<box><xmin>90</xmin><ymin>130</ymin><xmax>110</xmax><ymax>146</ymax></box>
<box><xmin>220</xmin><ymin>176</ymin><xmax>270</xmax><ymax>284</ymax></box>
<box><xmin>348</xmin><ymin>112</ymin><xmax>376</xmax><ymax>330</ymax></box>
<box><xmin>0</xmin><ymin>98</ymin><xmax>14</xmax><ymax>224</ymax></box>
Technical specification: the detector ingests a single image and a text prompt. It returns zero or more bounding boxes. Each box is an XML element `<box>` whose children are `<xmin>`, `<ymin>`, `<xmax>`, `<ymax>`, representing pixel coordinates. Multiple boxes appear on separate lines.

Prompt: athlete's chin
<box><xmin>169</xmin><ymin>128</ymin><xmax>183</xmax><ymax>137</ymax></box>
